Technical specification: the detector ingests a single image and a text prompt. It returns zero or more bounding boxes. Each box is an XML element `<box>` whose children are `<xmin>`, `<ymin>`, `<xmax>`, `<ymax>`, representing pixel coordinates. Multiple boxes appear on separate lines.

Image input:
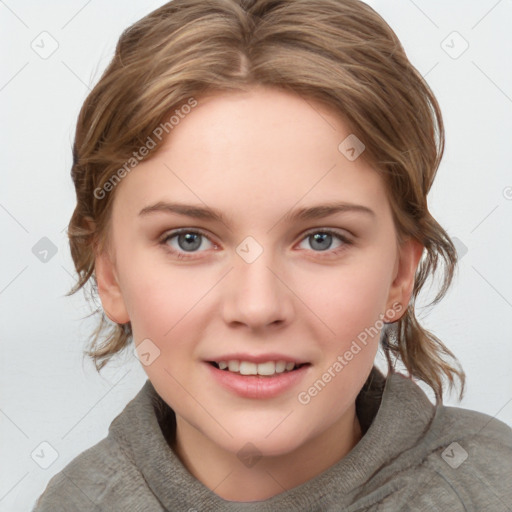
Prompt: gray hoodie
<box><xmin>32</xmin><ymin>366</ymin><xmax>512</xmax><ymax>511</ymax></box>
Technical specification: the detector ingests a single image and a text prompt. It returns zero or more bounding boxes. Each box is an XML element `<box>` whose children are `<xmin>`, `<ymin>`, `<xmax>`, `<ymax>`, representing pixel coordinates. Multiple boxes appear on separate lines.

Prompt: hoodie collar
<box><xmin>108</xmin><ymin>367</ymin><xmax>436</xmax><ymax>511</ymax></box>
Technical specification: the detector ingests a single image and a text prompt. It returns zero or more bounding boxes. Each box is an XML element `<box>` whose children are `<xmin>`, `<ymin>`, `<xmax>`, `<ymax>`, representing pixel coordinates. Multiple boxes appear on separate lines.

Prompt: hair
<box><xmin>66</xmin><ymin>0</ymin><xmax>465</xmax><ymax>402</ymax></box>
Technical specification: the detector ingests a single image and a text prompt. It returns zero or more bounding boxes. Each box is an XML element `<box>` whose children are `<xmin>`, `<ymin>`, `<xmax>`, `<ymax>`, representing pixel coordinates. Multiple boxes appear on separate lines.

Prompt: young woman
<box><xmin>33</xmin><ymin>0</ymin><xmax>512</xmax><ymax>510</ymax></box>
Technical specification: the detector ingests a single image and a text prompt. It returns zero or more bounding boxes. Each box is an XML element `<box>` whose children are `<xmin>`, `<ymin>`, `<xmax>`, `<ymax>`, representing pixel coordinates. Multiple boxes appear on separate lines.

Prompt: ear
<box><xmin>385</xmin><ymin>237</ymin><xmax>424</xmax><ymax>322</ymax></box>
<box><xmin>95</xmin><ymin>249</ymin><xmax>130</xmax><ymax>325</ymax></box>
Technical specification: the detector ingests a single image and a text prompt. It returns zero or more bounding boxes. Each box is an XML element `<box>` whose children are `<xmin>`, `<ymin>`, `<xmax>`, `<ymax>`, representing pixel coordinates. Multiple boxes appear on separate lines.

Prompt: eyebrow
<box><xmin>138</xmin><ymin>201</ymin><xmax>375</xmax><ymax>224</ymax></box>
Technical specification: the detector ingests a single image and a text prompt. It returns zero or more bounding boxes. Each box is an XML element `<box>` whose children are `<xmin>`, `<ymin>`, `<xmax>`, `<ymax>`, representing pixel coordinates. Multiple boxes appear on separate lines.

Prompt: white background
<box><xmin>1</xmin><ymin>1</ymin><xmax>511</xmax><ymax>510</ymax></box>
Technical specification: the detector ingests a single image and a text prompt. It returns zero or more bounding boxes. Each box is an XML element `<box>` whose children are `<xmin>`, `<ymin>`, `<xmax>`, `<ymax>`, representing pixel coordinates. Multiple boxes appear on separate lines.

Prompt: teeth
<box><xmin>239</xmin><ymin>361</ymin><xmax>258</xmax><ymax>375</ymax></box>
<box><xmin>215</xmin><ymin>359</ymin><xmax>302</xmax><ymax>376</ymax></box>
<box><xmin>228</xmin><ymin>360</ymin><xmax>239</xmax><ymax>372</ymax></box>
<box><xmin>257</xmin><ymin>361</ymin><xmax>276</xmax><ymax>376</ymax></box>
<box><xmin>275</xmin><ymin>361</ymin><xmax>286</xmax><ymax>373</ymax></box>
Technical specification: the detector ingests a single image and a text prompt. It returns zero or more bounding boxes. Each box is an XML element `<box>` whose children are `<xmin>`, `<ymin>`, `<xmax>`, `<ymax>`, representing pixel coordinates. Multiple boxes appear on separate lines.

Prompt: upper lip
<box><xmin>206</xmin><ymin>353</ymin><xmax>310</xmax><ymax>364</ymax></box>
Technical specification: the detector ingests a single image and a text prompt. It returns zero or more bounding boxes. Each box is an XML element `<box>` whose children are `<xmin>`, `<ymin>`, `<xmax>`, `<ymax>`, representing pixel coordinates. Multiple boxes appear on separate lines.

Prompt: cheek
<box><xmin>129</xmin><ymin>285</ymin><xmax>184</xmax><ymax>344</ymax></box>
<box><xmin>297</xmin><ymin>257</ymin><xmax>393</xmax><ymax>342</ymax></box>
<box><xmin>115</xmin><ymin>250</ymin><xmax>180</xmax><ymax>340</ymax></box>
<box><xmin>120</xmin><ymin>256</ymin><xmax>213</xmax><ymax>352</ymax></box>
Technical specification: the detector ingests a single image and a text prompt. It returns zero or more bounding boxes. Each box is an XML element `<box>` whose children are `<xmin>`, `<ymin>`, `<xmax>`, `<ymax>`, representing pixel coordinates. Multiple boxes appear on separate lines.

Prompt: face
<box><xmin>95</xmin><ymin>85</ymin><xmax>421</xmax><ymax>459</ymax></box>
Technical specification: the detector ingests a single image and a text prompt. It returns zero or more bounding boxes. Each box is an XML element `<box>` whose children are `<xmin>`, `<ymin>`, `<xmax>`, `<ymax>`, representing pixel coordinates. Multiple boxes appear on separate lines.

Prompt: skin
<box><xmin>95</xmin><ymin>85</ymin><xmax>423</xmax><ymax>502</ymax></box>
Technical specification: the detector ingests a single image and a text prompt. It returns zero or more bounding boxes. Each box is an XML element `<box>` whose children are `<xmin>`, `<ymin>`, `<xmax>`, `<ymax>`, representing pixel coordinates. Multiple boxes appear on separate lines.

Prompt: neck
<box><xmin>173</xmin><ymin>404</ymin><xmax>362</xmax><ymax>502</ymax></box>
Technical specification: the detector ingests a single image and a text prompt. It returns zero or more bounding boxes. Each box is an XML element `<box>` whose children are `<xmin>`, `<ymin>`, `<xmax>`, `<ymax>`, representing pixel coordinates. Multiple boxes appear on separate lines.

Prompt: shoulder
<box><xmin>413</xmin><ymin>404</ymin><xmax>512</xmax><ymax>510</ymax></box>
<box><xmin>433</xmin><ymin>403</ymin><xmax>512</xmax><ymax>466</ymax></box>
<box><xmin>354</xmin><ymin>371</ymin><xmax>512</xmax><ymax>509</ymax></box>
<box><xmin>31</xmin><ymin>433</ymin><xmax>163</xmax><ymax>511</ymax></box>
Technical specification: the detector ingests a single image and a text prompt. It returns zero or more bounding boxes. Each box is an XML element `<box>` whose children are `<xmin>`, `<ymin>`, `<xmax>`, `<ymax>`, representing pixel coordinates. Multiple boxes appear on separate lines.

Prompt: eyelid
<box><xmin>158</xmin><ymin>227</ymin><xmax>218</xmax><ymax>247</ymax></box>
<box><xmin>300</xmin><ymin>226</ymin><xmax>353</xmax><ymax>240</ymax></box>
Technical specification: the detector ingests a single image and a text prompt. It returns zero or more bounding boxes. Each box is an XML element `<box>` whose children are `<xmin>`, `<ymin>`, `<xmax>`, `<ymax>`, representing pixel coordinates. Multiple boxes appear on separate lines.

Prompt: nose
<box><xmin>221</xmin><ymin>246</ymin><xmax>294</xmax><ymax>331</ymax></box>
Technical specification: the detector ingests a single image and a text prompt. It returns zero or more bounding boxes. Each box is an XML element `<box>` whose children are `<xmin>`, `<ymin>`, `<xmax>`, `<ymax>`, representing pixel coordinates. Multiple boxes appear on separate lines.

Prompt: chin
<box><xmin>215</xmin><ymin>426</ymin><xmax>307</xmax><ymax>459</ymax></box>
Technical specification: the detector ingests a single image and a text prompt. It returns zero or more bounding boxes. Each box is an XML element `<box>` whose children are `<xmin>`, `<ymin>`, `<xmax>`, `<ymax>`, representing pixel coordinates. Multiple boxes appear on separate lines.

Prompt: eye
<box><xmin>159</xmin><ymin>229</ymin><xmax>216</xmax><ymax>259</ymax></box>
<box><xmin>159</xmin><ymin>227</ymin><xmax>353</xmax><ymax>260</ymax></box>
<box><xmin>297</xmin><ymin>229</ymin><xmax>353</xmax><ymax>257</ymax></box>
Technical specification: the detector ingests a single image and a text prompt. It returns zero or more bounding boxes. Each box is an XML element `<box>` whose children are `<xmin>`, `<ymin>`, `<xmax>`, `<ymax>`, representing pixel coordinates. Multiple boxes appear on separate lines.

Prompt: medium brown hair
<box><xmin>67</xmin><ymin>0</ymin><xmax>465</xmax><ymax>402</ymax></box>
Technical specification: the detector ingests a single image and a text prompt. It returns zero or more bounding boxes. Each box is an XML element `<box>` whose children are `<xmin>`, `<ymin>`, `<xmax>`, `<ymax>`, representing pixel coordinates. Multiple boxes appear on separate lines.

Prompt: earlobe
<box><xmin>95</xmin><ymin>250</ymin><xmax>130</xmax><ymax>324</ymax></box>
<box><xmin>385</xmin><ymin>238</ymin><xmax>424</xmax><ymax>321</ymax></box>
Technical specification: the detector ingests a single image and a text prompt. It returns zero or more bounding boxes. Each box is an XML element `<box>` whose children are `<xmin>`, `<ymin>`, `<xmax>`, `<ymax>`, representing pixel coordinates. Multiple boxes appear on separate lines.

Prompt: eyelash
<box><xmin>158</xmin><ymin>228</ymin><xmax>353</xmax><ymax>260</ymax></box>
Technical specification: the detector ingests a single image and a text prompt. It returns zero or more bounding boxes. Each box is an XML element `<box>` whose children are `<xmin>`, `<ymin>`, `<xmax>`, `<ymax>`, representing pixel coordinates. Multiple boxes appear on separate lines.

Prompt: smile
<box><xmin>209</xmin><ymin>360</ymin><xmax>310</xmax><ymax>376</ymax></box>
<box><xmin>206</xmin><ymin>360</ymin><xmax>312</xmax><ymax>399</ymax></box>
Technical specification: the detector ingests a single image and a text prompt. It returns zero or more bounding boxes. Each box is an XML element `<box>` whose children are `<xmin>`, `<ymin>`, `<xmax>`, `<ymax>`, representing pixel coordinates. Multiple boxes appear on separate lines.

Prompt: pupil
<box><xmin>311</xmin><ymin>232</ymin><xmax>331</xmax><ymax>251</ymax></box>
<box><xmin>179</xmin><ymin>233</ymin><xmax>201</xmax><ymax>251</ymax></box>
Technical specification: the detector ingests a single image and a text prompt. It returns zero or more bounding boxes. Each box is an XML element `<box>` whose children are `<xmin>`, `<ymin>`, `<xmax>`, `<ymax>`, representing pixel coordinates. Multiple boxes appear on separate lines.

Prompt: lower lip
<box><xmin>205</xmin><ymin>362</ymin><xmax>311</xmax><ymax>399</ymax></box>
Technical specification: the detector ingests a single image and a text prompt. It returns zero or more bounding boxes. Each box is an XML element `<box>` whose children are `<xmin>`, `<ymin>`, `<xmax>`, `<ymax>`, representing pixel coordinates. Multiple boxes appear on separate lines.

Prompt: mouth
<box><xmin>207</xmin><ymin>360</ymin><xmax>311</xmax><ymax>377</ymax></box>
<box><xmin>205</xmin><ymin>358</ymin><xmax>312</xmax><ymax>399</ymax></box>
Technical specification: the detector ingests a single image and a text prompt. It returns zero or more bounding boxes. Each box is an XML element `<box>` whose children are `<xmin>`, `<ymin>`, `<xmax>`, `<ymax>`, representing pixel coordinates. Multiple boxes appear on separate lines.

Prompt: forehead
<box><xmin>111</xmin><ymin>86</ymin><xmax>389</xmax><ymax>226</ymax></box>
